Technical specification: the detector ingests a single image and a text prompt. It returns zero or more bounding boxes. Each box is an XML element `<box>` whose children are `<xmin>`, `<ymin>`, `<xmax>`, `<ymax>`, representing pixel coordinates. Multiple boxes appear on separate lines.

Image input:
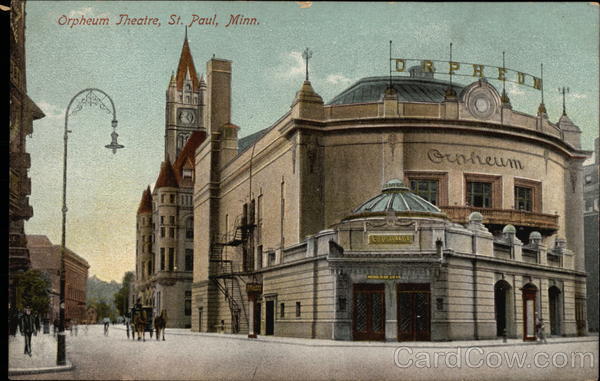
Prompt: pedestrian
<box><xmin>83</xmin><ymin>322</ymin><xmax>88</xmax><ymax>335</ymax></box>
<box><xmin>536</xmin><ymin>318</ymin><xmax>547</xmax><ymax>344</ymax></box>
<box><xmin>103</xmin><ymin>317</ymin><xmax>110</xmax><ymax>336</ymax></box>
<box><xmin>19</xmin><ymin>305</ymin><xmax>36</xmax><ymax>357</ymax></box>
<box><xmin>73</xmin><ymin>321</ymin><xmax>78</xmax><ymax>336</ymax></box>
<box><xmin>125</xmin><ymin>315</ymin><xmax>130</xmax><ymax>339</ymax></box>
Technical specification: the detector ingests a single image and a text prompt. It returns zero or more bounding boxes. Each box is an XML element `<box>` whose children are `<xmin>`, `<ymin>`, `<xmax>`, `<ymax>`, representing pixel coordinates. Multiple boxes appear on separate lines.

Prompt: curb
<box><xmin>111</xmin><ymin>325</ymin><xmax>598</xmax><ymax>349</ymax></box>
<box><xmin>8</xmin><ymin>361</ymin><xmax>74</xmax><ymax>376</ymax></box>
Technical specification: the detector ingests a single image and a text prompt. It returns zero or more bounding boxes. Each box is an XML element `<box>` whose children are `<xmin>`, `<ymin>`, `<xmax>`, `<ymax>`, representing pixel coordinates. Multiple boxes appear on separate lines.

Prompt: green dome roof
<box><xmin>350</xmin><ymin>179</ymin><xmax>445</xmax><ymax>218</ymax></box>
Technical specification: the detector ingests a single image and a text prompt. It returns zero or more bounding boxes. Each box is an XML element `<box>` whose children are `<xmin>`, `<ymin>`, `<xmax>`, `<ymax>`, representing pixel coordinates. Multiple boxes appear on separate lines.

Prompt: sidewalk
<box><xmin>113</xmin><ymin>324</ymin><xmax>599</xmax><ymax>348</ymax></box>
<box><xmin>8</xmin><ymin>331</ymin><xmax>74</xmax><ymax>376</ymax></box>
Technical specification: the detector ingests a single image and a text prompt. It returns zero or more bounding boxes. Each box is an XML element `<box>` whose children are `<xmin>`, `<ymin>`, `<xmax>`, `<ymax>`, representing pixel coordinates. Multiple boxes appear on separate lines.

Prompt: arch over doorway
<box><xmin>522</xmin><ymin>283</ymin><xmax>538</xmax><ymax>341</ymax></box>
<box><xmin>494</xmin><ymin>280</ymin><xmax>514</xmax><ymax>337</ymax></box>
<box><xmin>548</xmin><ymin>285</ymin><xmax>562</xmax><ymax>336</ymax></box>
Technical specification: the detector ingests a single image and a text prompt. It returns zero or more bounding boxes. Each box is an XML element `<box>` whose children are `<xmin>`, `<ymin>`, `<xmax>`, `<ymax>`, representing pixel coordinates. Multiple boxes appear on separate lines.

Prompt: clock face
<box><xmin>179</xmin><ymin>109</ymin><xmax>195</xmax><ymax>125</ymax></box>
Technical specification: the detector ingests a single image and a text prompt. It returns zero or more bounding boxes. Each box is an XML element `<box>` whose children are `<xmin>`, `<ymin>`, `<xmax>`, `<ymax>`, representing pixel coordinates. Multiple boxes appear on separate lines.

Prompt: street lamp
<box><xmin>58</xmin><ymin>89</ymin><xmax>123</xmax><ymax>366</ymax></box>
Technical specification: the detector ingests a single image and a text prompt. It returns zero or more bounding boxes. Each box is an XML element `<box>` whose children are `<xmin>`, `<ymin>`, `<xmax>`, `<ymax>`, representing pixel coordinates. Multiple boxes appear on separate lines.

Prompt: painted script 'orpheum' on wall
<box><xmin>427</xmin><ymin>149</ymin><xmax>524</xmax><ymax>170</ymax></box>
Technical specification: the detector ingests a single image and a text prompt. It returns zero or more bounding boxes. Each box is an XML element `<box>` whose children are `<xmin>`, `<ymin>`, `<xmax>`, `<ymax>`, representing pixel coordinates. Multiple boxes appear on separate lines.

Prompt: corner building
<box><xmin>191</xmin><ymin>56</ymin><xmax>590</xmax><ymax>340</ymax></box>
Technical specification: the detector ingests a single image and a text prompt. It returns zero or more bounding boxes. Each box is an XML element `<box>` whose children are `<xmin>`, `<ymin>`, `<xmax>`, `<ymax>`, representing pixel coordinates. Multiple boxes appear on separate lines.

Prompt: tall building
<box><xmin>26</xmin><ymin>235</ymin><xmax>90</xmax><ymax>324</ymax></box>
<box><xmin>189</xmin><ymin>52</ymin><xmax>590</xmax><ymax>341</ymax></box>
<box><xmin>584</xmin><ymin>137</ymin><xmax>599</xmax><ymax>332</ymax></box>
<box><xmin>133</xmin><ymin>34</ymin><xmax>207</xmax><ymax>328</ymax></box>
<box><xmin>9</xmin><ymin>0</ymin><xmax>45</xmax><ymax>307</ymax></box>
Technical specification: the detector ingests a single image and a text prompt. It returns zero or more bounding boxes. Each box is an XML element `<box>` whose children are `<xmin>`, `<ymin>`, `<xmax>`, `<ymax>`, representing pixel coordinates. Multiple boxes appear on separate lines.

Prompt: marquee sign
<box><xmin>368</xmin><ymin>234</ymin><xmax>414</xmax><ymax>245</ymax></box>
<box><xmin>392</xmin><ymin>58</ymin><xmax>542</xmax><ymax>90</ymax></box>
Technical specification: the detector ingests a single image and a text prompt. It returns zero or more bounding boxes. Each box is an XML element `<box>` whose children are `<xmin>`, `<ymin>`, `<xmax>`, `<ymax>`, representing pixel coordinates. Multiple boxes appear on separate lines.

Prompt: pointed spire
<box><xmin>175</xmin><ymin>31</ymin><xmax>200</xmax><ymax>92</ymax></box>
<box><xmin>137</xmin><ymin>186</ymin><xmax>153</xmax><ymax>214</ymax></box>
<box><xmin>168</xmin><ymin>71</ymin><xmax>176</xmax><ymax>87</ymax></box>
<box><xmin>155</xmin><ymin>158</ymin><xmax>179</xmax><ymax>189</ymax></box>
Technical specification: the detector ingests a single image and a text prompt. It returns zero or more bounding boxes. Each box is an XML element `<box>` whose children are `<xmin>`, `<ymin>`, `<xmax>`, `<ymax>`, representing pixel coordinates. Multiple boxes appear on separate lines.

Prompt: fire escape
<box><xmin>209</xmin><ymin>208</ymin><xmax>257</xmax><ymax>333</ymax></box>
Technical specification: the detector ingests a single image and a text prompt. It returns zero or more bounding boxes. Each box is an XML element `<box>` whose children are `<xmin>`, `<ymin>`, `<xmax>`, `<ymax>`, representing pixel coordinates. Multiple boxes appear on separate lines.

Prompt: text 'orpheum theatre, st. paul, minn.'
<box><xmin>132</xmin><ymin>35</ymin><xmax>591</xmax><ymax>343</ymax></box>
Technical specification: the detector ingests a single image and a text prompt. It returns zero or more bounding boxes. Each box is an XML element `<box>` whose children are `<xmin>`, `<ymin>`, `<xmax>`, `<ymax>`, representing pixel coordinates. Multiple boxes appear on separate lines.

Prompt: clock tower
<box><xmin>165</xmin><ymin>32</ymin><xmax>206</xmax><ymax>161</ymax></box>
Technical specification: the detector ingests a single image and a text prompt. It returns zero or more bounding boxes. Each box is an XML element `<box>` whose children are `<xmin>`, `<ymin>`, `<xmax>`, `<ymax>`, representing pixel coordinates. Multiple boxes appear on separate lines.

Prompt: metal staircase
<box><xmin>209</xmin><ymin>214</ymin><xmax>255</xmax><ymax>333</ymax></box>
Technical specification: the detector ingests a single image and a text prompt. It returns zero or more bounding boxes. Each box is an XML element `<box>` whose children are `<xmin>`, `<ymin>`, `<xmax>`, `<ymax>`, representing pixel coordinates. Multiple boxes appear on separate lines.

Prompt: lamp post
<box><xmin>58</xmin><ymin>89</ymin><xmax>123</xmax><ymax>366</ymax></box>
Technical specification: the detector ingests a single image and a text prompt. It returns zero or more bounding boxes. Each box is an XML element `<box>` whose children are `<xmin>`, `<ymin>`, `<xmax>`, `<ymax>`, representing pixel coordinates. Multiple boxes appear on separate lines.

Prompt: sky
<box><xmin>24</xmin><ymin>1</ymin><xmax>599</xmax><ymax>282</ymax></box>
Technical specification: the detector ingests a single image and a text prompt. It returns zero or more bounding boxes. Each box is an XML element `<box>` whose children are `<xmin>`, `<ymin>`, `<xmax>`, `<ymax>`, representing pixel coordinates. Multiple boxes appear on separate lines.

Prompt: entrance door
<box><xmin>265</xmin><ymin>301</ymin><xmax>274</xmax><ymax>335</ymax></box>
<box><xmin>397</xmin><ymin>284</ymin><xmax>431</xmax><ymax>341</ymax></box>
<box><xmin>548</xmin><ymin>286</ymin><xmax>561</xmax><ymax>336</ymax></box>
<box><xmin>255</xmin><ymin>302</ymin><xmax>262</xmax><ymax>335</ymax></box>
<box><xmin>352</xmin><ymin>284</ymin><xmax>385</xmax><ymax>341</ymax></box>
<box><xmin>522</xmin><ymin>283</ymin><xmax>537</xmax><ymax>341</ymax></box>
<box><xmin>494</xmin><ymin>280</ymin><xmax>512</xmax><ymax>337</ymax></box>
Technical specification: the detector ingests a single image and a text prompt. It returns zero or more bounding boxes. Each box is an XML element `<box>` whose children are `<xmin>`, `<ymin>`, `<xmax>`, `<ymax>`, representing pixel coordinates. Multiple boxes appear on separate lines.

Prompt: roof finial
<box><xmin>185</xmin><ymin>25</ymin><xmax>188</xmax><ymax>41</ymax></box>
<box><xmin>538</xmin><ymin>63</ymin><xmax>547</xmax><ymax>115</ymax></box>
<box><xmin>388</xmin><ymin>40</ymin><xmax>393</xmax><ymax>90</ymax></box>
<box><xmin>302</xmin><ymin>47</ymin><xmax>313</xmax><ymax>82</ymax></box>
<box><xmin>559</xmin><ymin>86</ymin><xmax>570</xmax><ymax>116</ymax></box>
<box><xmin>445</xmin><ymin>42</ymin><xmax>456</xmax><ymax>98</ymax></box>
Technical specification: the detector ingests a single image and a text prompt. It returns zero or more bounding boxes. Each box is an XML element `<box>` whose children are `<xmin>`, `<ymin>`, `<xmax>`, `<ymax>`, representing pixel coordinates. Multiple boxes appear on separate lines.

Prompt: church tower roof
<box><xmin>137</xmin><ymin>186</ymin><xmax>153</xmax><ymax>214</ymax></box>
<box><xmin>176</xmin><ymin>33</ymin><xmax>200</xmax><ymax>92</ymax></box>
<box><xmin>155</xmin><ymin>159</ymin><xmax>179</xmax><ymax>189</ymax></box>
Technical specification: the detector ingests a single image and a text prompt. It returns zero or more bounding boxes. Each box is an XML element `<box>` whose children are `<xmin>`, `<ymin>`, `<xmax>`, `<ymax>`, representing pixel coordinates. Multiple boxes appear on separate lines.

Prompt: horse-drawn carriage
<box><xmin>130</xmin><ymin>306</ymin><xmax>153</xmax><ymax>341</ymax></box>
<box><xmin>130</xmin><ymin>306</ymin><xmax>168</xmax><ymax>341</ymax></box>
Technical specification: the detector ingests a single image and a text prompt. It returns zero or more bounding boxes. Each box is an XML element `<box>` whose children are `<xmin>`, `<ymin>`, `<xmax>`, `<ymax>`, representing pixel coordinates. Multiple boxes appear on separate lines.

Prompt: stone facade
<box><xmin>187</xmin><ymin>51</ymin><xmax>590</xmax><ymax>340</ymax></box>
<box><xmin>9</xmin><ymin>0</ymin><xmax>45</xmax><ymax>307</ymax></box>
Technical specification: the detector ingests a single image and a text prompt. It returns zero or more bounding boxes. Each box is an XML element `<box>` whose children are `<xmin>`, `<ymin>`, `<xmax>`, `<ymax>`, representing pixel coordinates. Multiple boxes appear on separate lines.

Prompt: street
<box><xmin>10</xmin><ymin>325</ymin><xmax>598</xmax><ymax>381</ymax></box>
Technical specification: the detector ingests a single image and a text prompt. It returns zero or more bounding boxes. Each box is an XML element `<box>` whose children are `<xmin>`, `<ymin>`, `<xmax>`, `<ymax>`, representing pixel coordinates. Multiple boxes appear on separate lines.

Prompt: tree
<box><xmin>114</xmin><ymin>271</ymin><xmax>134</xmax><ymax>316</ymax></box>
<box><xmin>14</xmin><ymin>269</ymin><xmax>51</xmax><ymax>316</ymax></box>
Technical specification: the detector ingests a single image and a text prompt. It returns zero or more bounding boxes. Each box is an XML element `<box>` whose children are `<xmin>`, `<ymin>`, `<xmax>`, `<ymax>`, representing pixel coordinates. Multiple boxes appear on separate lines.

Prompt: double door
<box><xmin>353</xmin><ymin>284</ymin><xmax>385</xmax><ymax>341</ymax></box>
<box><xmin>397</xmin><ymin>283</ymin><xmax>431</xmax><ymax>341</ymax></box>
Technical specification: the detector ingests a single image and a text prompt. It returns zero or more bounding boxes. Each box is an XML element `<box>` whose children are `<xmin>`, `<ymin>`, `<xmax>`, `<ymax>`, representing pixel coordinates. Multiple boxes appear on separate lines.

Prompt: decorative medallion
<box><xmin>467</xmin><ymin>90</ymin><xmax>497</xmax><ymax>119</ymax></box>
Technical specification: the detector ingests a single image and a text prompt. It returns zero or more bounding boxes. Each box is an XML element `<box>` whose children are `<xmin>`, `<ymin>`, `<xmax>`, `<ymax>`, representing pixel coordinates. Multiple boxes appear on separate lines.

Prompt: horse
<box><xmin>153</xmin><ymin>309</ymin><xmax>168</xmax><ymax>341</ymax></box>
<box><xmin>132</xmin><ymin>309</ymin><xmax>147</xmax><ymax>342</ymax></box>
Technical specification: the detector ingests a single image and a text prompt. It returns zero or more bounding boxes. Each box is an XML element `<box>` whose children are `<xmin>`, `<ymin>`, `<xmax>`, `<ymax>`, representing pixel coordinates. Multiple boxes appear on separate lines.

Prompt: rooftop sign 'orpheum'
<box><xmin>393</xmin><ymin>58</ymin><xmax>542</xmax><ymax>91</ymax></box>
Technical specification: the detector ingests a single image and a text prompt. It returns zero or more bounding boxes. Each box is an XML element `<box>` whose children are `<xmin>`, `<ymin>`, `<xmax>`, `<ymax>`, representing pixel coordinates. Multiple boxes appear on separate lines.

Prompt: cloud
<box><xmin>37</xmin><ymin>101</ymin><xmax>65</xmax><ymax>121</ymax></box>
<box><xmin>507</xmin><ymin>82</ymin><xmax>525</xmax><ymax>96</ymax></box>
<box><xmin>571</xmin><ymin>93</ymin><xmax>587</xmax><ymax>99</ymax></box>
<box><xmin>326</xmin><ymin>74</ymin><xmax>352</xmax><ymax>86</ymax></box>
<box><xmin>275</xmin><ymin>51</ymin><xmax>306</xmax><ymax>80</ymax></box>
<box><xmin>67</xmin><ymin>7</ymin><xmax>110</xmax><ymax>19</ymax></box>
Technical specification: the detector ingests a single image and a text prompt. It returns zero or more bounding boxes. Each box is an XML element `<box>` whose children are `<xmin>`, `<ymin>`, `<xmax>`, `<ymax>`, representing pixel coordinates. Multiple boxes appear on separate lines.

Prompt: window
<box><xmin>147</xmin><ymin>261</ymin><xmax>152</xmax><ymax>276</ymax></box>
<box><xmin>183</xmin><ymin>169</ymin><xmax>193</xmax><ymax>179</ymax></box>
<box><xmin>186</xmin><ymin>218</ymin><xmax>193</xmax><ymax>239</ymax></box>
<box><xmin>464</xmin><ymin>174</ymin><xmax>502</xmax><ymax>208</ymax></box>
<box><xmin>168</xmin><ymin>248</ymin><xmax>175</xmax><ymax>271</ymax></box>
<box><xmin>185</xmin><ymin>249</ymin><xmax>193</xmax><ymax>271</ymax></box>
<box><xmin>169</xmin><ymin>227</ymin><xmax>175</xmax><ymax>238</ymax></box>
<box><xmin>185</xmin><ymin>291</ymin><xmax>192</xmax><ymax>316</ymax></box>
<box><xmin>467</xmin><ymin>182</ymin><xmax>492</xmax><ymax>208</ymax></box>
<box><xmin>169</xmin><ymin>216</ymin><xmax>175</xmax><ymax>225</ymax></box>
<box><xmin>405</xmin><ymin>172</ymin><xmax>448</xmax><ymax>206</ymax></box>
<box><xmin>161</xmin><ymin>194</ymin><xmax>165</xmax><ymax>203</ymax></box>
<box><xmin>170</xmin><ymin>194</ymin><xmax>175</xmax><ymax>203</ymax></box>
<box><xmin>280</xmin><ymin>303</ymin><xmax>285</xmax><ymax>318</ymax></box>
<box><xmin>515</xmin><ymin>186</ymin><xmax>533</xmax><ymax>211</ymax></box>
<box><xmin>585</xmin><ymin>174</ymin><xmax>593</xmax><ymax>184</ymax></box>
<box><xmin>514</xmin><ymin>178</ymin><xmax>542</xmax><ymax>212</ymax></box>
<box><xmin>160</xmin><ymin>248</ymin><xmax>165</xmax><ymax>270</ymax></box>
<box><xmin>410</xmin><ymin>179</ymin><xmax>439</xmax><ymax>205</ymax></box>
<box><xmin>296</xmin><ymin>302</ymin><xmax>301</xmax><ymax>317</ymax></box>
<box><xmin>160</xmin><ymin>216</ymin><xmax>165</xmax><ymax>225</ymax></box>
<box><xmin>160</xmin><ymin>227</ymin><xmax>165</xmax><ymax>238</ymax></box>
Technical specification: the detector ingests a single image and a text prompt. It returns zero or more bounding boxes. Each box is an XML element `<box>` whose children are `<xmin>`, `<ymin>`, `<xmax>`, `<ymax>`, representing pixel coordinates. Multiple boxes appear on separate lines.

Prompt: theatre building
<box><xmin>191</xmin><ymin>51</ymin><xmax>590</xmax><ymax>340</ymax></box>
